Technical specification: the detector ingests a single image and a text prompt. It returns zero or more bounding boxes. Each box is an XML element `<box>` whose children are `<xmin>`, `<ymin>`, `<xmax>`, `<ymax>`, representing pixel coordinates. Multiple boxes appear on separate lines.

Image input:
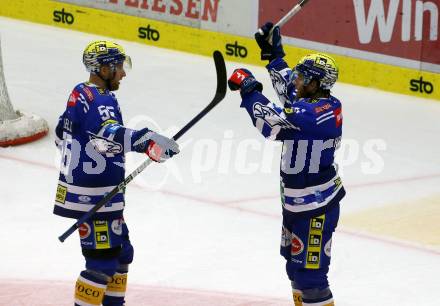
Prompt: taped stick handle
<box><xmin>258</xmin><ymin>0</ymin><xmax>310</xmax><ymax>44</ymax></box>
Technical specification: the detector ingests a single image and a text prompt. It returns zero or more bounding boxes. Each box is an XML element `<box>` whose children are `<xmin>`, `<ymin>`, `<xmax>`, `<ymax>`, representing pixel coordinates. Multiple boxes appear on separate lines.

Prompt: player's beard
<box><xmin>109</xmin><ymin>80</ymin><xmax>120</xmax><ymax>91</ymax></box>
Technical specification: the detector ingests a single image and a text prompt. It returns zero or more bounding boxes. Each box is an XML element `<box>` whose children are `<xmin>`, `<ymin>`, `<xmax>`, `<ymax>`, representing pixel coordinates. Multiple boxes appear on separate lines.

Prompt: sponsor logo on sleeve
<box><xmin>334</xmin><ymin>107</ymin><xmax>342</xmax><ymax>128</ymax></box>
<box><xmin>56</xmin><ymin>184</ymin><xmax>67</xmax><ymax>204</ymax></box>
<box><xmin>314</xmin><ymin>103</ymin><xmax>332</xmax><ymax>114</ymax></box>
<box><xmin>83</xmin><ymin>87</ymin><xmax>94</xmax><ymax>101</ymax></box>
<box><xmin>67</xmin><ymin>90</ymin><xmax>79</xmax><ymax>107</ymax></box>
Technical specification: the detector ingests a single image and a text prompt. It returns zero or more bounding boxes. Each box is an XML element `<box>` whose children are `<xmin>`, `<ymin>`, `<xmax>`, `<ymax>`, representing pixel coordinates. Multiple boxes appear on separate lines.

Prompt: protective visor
<box><xmin>123</xmin><ymin>55</ymin><xmax>132</xmax><ymax>71</ymax></box>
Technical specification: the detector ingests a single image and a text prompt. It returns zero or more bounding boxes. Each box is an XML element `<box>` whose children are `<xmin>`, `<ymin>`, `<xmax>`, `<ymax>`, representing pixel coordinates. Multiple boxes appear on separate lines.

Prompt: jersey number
<box><xmin>60</xmin><ymin>131</ymin><xmax>73</xmax><ymax>177</ymax></box>
<box><xmin>98</xmin><ymin>105</ymin><xmax>115</xmax><ymax>121</ymax></box>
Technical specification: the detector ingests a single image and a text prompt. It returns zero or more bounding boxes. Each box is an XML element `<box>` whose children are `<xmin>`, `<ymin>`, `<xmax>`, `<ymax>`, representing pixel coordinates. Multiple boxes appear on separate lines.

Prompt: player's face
<box><xmin>293</xmin><ymin>73</ymin><xmax>316</xmax><ymax>99</ymax></box>
<box><xmin>109</xmin><ymin>63</ymin><xmax>126</xmax><ymax>91</ymax></box>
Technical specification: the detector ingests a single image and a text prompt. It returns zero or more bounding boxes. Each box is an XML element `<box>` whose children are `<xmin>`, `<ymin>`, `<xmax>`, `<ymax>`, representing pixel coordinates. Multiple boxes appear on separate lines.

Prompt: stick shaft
<box><xmin>258</xmin><ymin>0</ymin><xmax>310</xmax><ymax>44</ymax></box>
<box><xmin>274</xmin><ymin>0</ymin><xmax>309</xmax><ymax>28</ymax></box>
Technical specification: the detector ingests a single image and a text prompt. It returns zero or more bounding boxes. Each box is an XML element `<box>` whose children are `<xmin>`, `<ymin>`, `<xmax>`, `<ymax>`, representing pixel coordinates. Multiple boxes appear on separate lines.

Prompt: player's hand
<box><xmin>255</xmin><ymin>22</ymin><xmax>285</xmax><ymax>61</ymax></box>
<box><xmin>145</xmin><ymin>132</ymin><xmax>180</xmax><ymax>162</ymax></box>
<box><xmin>228</xmin><ymin>68</ymin><xmax>263</xmax><ymax>95</ymax></box>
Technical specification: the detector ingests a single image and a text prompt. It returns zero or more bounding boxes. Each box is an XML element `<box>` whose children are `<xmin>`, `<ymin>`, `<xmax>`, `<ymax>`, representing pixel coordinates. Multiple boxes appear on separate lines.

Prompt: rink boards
<box><xmin>0</xmin><ymin>0</ymin><xmax>439</xmax><ymax>101</ymax></box>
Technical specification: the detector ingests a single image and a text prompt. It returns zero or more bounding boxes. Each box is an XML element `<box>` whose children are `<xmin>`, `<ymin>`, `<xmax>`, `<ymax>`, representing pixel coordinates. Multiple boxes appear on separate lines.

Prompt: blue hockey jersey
<box><xmin>54</xmin><ymin>82</ymin><xmax>150</xmax><ymax>220</ymax></box>
<box><xmin>240</xmin><ymin>58</ymin><xmax>345</xmax><ymax>218</ymax></box>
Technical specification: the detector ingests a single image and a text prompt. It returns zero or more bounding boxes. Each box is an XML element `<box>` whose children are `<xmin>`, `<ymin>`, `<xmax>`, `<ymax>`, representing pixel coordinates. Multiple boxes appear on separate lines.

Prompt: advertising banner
<box><xmin>57</xmin><ymin>0</ymin><xmax>258</xmax><ymax>36</ymax></box>
<box><xmin>0</xmin><ymin>0</ymin><xmax>439</xmax><ymax>100</ymax></box>
<box><xmin>259</xmin><ymin>0</ymin><xmax>440</xmax><ymax>73</ymax></box>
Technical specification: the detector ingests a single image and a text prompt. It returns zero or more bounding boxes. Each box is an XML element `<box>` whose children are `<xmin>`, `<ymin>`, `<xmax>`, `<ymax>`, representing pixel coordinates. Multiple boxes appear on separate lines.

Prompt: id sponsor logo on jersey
<box><xmin>306</xmin><ymin>251</ymin><xmax>320</xmax><ymax>268</ymax></box>
<box><xmin>306</xmin><ymin>215</ymin><xmax>325</xmax><ymax>269</ymax></box>
<box><xmin>94</xmin><ymin>221</ymin><xmax>110</xmax><ymax>249</ymax></box>
<box><xmin>79</xmin><ymin>222</ymin><xmax>91</xmax><ymax>239</ymax></box>
<box><xmin>291</xmin><ymin>233</ymin><xmax>304</xmax><ymax>256</ymax></box>
<box><xmin>311</xmin><ymin>217</ymin><xmax>325</xmax><ymax>231</ymax></box>
<box><xmin>56</xmin><ymin>184</ymin><xmax>67</xmax><ymax>204</ymax></box>
<box><xmin>308</xmin><ymin>233</ymin><xmax>322</xmax><ymax>247</ymax></box>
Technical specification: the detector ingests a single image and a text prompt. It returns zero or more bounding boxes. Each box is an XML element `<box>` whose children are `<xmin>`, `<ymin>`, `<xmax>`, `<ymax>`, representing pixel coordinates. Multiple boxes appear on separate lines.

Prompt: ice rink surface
<box><xmin>0</xmin><ymin>17</ymin><xmax>439</xmax><ymax>306</ymax></box>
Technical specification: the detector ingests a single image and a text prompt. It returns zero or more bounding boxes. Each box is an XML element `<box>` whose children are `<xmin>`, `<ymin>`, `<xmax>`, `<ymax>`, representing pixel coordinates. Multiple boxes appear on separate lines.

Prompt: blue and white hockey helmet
<box><xmin>83</xmin><ymin>40</ymin><xmax>132</xmax><ymax>74</ymax></box>
<box><xmin>292</xmin><ymin>53</ymin><xmax>338</xmax><ymax>90</ymax></box>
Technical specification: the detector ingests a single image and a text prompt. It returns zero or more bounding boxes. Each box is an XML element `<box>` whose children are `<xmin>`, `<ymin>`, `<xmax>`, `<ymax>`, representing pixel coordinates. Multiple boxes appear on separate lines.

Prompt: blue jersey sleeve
<box><xmin>266</xmin><ymin>58</ymin><xmax>296</xmax><ymax>107</ymax></box>
<box><xmin>240</xmin><ymin>91</ymin><xmax>342</xmax><ymax>140</ymax></box>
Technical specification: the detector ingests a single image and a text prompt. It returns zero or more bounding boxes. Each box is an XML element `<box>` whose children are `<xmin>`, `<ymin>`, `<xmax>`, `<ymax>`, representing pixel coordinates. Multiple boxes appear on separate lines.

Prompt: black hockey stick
<box><xmin>58</xmin><ymin>50</ymin><xmax>227</xmax><ymax>242</ymax></box>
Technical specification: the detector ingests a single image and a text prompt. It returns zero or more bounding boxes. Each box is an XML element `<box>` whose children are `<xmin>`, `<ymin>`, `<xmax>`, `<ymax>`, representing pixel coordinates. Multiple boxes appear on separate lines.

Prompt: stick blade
<box><xmin>212</xmin><ymin>50</ymin><xmax>227</xmax><ymax>100</ymax></box>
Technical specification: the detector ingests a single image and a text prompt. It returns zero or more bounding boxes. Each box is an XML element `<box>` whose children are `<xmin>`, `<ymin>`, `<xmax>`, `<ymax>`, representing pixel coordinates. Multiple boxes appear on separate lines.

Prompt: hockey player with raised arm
<box><xmin>54</xmin><ymin>40</ymin><xmax>180</xmax><ymax>306</ymax></box>
<box><xmin>228</xmin><ymin>23</ymin><xmax>345</xmax><ymax>306</ymax></box>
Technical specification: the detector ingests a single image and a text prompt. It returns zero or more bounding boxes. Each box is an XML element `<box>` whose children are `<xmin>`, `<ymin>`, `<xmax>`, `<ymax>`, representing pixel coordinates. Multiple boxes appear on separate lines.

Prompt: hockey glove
<box><xmin>255</xmin><ymin>22</ymin><xmax>285</xmax><ymax>61</ymax></box>
<box><xmin>133</xmin><ymin>130</ymin><xmax>180</xmax><ymax>162</ymax></box>
<box><xmin>228</xmin><ymin>68</ymin><xmax>263</xmax><ymax>95</ymax></box>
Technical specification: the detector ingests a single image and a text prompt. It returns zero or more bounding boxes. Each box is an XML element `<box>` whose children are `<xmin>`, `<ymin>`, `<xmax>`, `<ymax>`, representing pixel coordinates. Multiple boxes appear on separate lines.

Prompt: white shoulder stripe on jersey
<box><xmin>316</xmin><ymin>111</ymin><xmax>334</xmax><ymax>121</ymax></box>
<box><xmin>317</xmin><ymin>115</ymin><xmax>335</xmax><ymax>125</ymax></box>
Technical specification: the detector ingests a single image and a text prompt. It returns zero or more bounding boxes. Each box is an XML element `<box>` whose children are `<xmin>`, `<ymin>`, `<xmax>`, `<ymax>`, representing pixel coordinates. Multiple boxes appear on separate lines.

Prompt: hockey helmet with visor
<box><xmin>83</xmin><ymin>40</ymin><xmax>132</xmax><ymax>74</ymax></box>
<box><xmin>290</xmin><ymin>53</ymin><xmax>338</xmax><ymax>90</ymax></box>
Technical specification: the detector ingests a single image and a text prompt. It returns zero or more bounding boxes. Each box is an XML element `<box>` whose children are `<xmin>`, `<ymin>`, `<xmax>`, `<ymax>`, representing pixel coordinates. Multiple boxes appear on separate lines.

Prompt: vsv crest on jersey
<box><xmin>89</xmin><ymin>132</ymin><xmax>123</xmax><ymax>154</ymax></box>
<box><xmin>253</xmin><ymin>102</ymin><xmax>299</xmax><ymax>130</ymax></box>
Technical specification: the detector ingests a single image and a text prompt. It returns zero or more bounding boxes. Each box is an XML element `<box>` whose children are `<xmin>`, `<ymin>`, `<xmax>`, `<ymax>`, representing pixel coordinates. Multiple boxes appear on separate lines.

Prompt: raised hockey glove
<box><xmin>133</xmin><ymin>130</ymin><xmax>180</xmax><ymax>162</ymax></box>
<box><xmin>228</xmin><ymin>68</ymin><xmax>263</xmax><ymax>95</ymax></box>
<box><xmin>255</xmin><ymin>22</ymin><xmax>285</xmax><ymax>61</ymax></box>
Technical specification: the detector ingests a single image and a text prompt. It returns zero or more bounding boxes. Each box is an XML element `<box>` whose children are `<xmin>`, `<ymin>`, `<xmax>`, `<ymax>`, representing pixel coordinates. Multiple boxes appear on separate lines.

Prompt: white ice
<box><xmin>0</xmin><ymin>17</ymin><xmax>439</xmax><ymax>306</ymax></box>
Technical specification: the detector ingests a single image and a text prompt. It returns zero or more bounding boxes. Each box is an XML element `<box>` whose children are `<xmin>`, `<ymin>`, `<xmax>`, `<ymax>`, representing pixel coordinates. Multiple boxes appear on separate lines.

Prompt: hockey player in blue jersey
<box><xmin>54</xmin><ymin>40</ymin><xmax>180</xmax><ymax>306</ymax></box>
<box><xmin>228</xmin><ymin>23</ymin><xmax>345</xmax><ymax>306</ymax></box>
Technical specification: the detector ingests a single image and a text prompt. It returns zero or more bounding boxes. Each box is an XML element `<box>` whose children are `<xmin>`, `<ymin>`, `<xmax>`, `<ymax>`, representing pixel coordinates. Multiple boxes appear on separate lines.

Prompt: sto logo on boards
<box><xmin>225</xmin><ymin>41</ymin><xmax>247</xmax><ymax>58</ymax></box>
<box><xmin>53</xmin><ymin>8</ymin><xmax>75</xmax><ymax>25</ymax></box>
<box><xmin>409</xmin><ymin>77</ymin><xmax>434</xmax><ymax>94</ymax></box>
<box><xmin>138</xmin><ymin>25</ymin><xmax>160</xmax><ymax>41</ymax></box>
